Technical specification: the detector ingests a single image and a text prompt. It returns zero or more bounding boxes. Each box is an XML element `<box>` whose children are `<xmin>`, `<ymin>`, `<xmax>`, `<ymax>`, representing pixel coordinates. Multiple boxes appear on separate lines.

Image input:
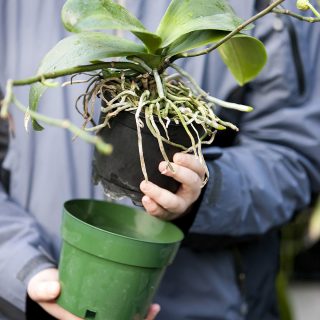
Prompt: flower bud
<box><xmin>296</xmin><ymin>0</ymin><xmax>310</xmax><ymax>11</ymax></box>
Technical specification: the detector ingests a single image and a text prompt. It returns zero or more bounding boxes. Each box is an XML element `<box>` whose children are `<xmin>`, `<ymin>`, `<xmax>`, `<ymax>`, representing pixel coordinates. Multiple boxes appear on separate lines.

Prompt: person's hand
<box><xmin>27</xmin><ymin>268</ymin><xmax>160</xmax><ymax>320</ymax></box>
<box><xmin>145</xmin><ymin>304</ymin><xmax>161</xmax><ymax>320</ymax></box>
<box><xmin>27</xmin><ymin>268</ymin><xmax>82</xmax><ymax>320</ymax></box>
<box><xmin>140</xmin><ymin>153</ymin><xmax>205</xmax><ymax>220</ymax></box>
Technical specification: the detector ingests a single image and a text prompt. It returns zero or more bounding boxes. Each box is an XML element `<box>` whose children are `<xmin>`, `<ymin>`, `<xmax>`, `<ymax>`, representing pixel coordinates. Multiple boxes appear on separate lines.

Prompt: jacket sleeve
<box><xmin>0</xmin><ymin>91</ymin><xmax>56</xmax><ymax>311</ymax></box>
<box><xmin>190</xmin><ymin>8</ymin><xmax>320</xmax><ymax>237</ymax></box>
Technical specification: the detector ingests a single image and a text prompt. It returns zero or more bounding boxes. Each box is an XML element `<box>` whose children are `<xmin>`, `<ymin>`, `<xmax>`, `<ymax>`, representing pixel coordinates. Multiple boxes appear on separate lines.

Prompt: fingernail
<box><xmin>154</xmin><ymin>304</ymin><xmax>161</xmax><ymax>313</ymax></box>
<box><xmin>174</xmin><ymin>153</ymin><xmax>182</xmax><ymax>163</ymax></box>
<box><xmin>156</xmin><ymin>305</ymin><xmax>161</xmax><ymax>315</ymax></box>
<box><xmin>142</xmin><ymin>196</ymin><xmax>151</xmax><ymax>204</ymax></box>
<box><xmin>159</xmin><ymin>162</ymin><xmax>168</xmax><ymax>174</ymax></box>
<box><xmin>140</xmin><ymin>181</ymin><xmax>148</xmax><ymax>191</ymax></box>
<box><xmin>152</xmin><ymin>303</ymin><xmax>161</xmax><ymax>317</ymax></box>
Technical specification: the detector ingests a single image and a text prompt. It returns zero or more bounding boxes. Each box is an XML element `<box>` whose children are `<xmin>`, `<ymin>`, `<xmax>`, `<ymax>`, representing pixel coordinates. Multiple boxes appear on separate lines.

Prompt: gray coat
<box><xmin>1</xmin><ymin>1</ymin><xmax>320</xmax><ymax>319</ymax></box>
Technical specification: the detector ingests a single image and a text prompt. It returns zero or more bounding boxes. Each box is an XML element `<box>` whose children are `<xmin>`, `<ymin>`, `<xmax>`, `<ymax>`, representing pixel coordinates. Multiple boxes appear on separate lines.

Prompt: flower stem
<box><xmin>11</xmin><ymin>62</ymin><xmax>145</xmax><ymax>87</ymax></box>
<box><xmin>0</xmin><ymin>80</ymin><xmax>14</xmax><ymax>118</ymax></box>
<box><xmin>308</xmin><ymin>1</ymin><xmax>320</xmax><ymax>18</ymax></box>
<box><xmin>170</xmin><ymin>0</ymin><xmax>285</xmax><ymax>61</ymax></box>
<box><xmin>12</xmin><ymin>96</ymin><xmax>113</xmax><ymax>154</ymax></box>
<box><xmin>272</xmin><ymin>7</ymin><xmax>320</xmax><ymax>22</ymax></box>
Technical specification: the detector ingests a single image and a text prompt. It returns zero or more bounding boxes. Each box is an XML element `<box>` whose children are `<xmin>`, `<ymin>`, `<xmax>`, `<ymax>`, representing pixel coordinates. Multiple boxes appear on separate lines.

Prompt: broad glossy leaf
<box><xmin>218</xmin><ymin>34</ymin><xmax>267</xmax><ymax>85</ymax></box>
<box><xmin>157</xmin><ymin>0</ymin><xmax>250</xmax><ymax>48</ymax></box>
<box><xmin>29</xmin><ymin>32</ymin><xmax>147</xmax><ymax>130</ymax></box>
<box><xmin>62</xmin><ymin>0</ymin><xmax>161</xmax><ymax>52</ymax></box>
<box><xmin>166</xmin><ymin>30</ymin><xmax>228</xmax><ymax>56</ymax></box>
<box><xmin>165</xmin><ymin>31</ymin><xmax>267</xmax><ymax>85</ymax></box>
<box><xmin>127</xmin><ymin>54</ymin><xmax>164</xmax><ymax>70</ymax></box>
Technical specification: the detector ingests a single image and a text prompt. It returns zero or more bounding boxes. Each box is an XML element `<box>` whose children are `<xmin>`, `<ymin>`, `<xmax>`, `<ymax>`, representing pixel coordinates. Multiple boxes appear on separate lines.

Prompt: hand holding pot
<box><xmin>140</xmin><ymin>153</ymin><xmax>205</xmax><ymax>220</ymax></box>
<box><xmin>27</xmin><ymin>268</ymin><xmax>82</xmax><ymax>320</ymax></box>
<box><xmin>28</xmin><ymin>268</ymin><xmax>161</xmax><ymax>320</ymax></box>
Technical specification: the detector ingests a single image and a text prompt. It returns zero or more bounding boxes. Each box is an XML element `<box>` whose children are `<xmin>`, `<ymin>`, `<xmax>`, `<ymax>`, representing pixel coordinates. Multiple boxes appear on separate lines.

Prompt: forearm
<box><xmin>190</xmin><ymin>142</ymin><xmax>313</xmax><ymax>236</ymax></box>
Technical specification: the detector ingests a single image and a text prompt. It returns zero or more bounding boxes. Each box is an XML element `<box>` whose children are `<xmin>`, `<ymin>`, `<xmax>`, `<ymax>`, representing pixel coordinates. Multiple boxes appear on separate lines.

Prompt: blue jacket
<box><xmin>1</xmin><ymin>1</ymin><xmax>320</xmax><ymax>319</ymax></box>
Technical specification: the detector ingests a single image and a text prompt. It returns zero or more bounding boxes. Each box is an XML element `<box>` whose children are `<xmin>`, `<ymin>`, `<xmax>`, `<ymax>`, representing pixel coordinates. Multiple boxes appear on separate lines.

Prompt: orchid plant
<box><xmin>0</xmin><ymin>0</ymin><xmax>319</xmax><ymax>183</ymax></box>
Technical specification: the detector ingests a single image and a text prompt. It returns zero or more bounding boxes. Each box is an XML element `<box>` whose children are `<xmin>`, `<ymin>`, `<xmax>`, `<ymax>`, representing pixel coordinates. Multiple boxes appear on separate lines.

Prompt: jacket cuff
<box><xmin>0</xmin><ymin>243</ymin><xmax>56</xmax><ymax>311</ymax></box>
<box><xmin>172</xmin><ymin>184</ymin><xmax>207</xmax><ymax>235</ymax></box>
<box><xmin>18</xmin><ymin>253</ymin><xmax>57</xmax><ymax>287</ymax></box>
<box><xmin>172</xmin><ymin>148</ymin><xmax>223</xmax><ymax>235</ymax></box>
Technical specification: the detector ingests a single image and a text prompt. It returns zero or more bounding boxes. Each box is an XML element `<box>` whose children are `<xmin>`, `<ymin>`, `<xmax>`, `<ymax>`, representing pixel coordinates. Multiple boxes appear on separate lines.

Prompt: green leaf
<box><xmin>165</xmin><ymin>30</ymin><xmax>267</xmax><ymax>85</ymax></box>
<box><xmin>29</xmin><ymin>32</ymin><xmax>147</xmax><ymax>130</ymax></box>
<box><xmin>37</xmin><ymin>32</ymin><xmax>146</xmax><ymax>73</ymax></box>
<box><xmin>29</xmin><ymin>83</ymin><xmax>46</xmax><ymax>130</ymax></box>
<box><xmin>166</xmin><ymin>30</ymin><xmax>229</xmax><ymax>56</ymax></box>
<box><xmin>62</xmin><ymin>0</ymin><xmax>161</xmax><ymax>52</ymax></box>
<box><xmin>218</xmin><ymin>34</ymin><xmax>267</xmax><ymax>85</ymax></box>
<box><xmin>157</xmin><ymin>0</ymin><xmax>250</xmax><ymax>48</ymax></box>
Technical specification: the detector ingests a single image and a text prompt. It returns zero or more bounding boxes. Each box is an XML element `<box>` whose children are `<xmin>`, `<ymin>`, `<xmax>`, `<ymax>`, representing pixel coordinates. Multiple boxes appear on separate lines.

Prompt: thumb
<box><xmin>28</xmin><ymin>280</ymin><xmax>60</xmax><ymax>302</ymax></box>
<box><xmin>145</xmin><ymin>304</ymin><xmax>161</xmax><ymax>320</ymax></box>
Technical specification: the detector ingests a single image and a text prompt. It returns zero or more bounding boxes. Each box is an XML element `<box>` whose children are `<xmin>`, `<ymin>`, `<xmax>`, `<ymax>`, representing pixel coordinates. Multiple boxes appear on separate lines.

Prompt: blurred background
<box><xmin>277</xmin><ymin>195</ymin><xmax>320</xmax><ymax>320</ymax></box>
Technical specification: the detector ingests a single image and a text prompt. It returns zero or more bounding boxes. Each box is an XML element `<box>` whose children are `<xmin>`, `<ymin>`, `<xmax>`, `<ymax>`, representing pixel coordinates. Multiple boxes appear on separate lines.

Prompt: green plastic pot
<box><xmin>57</xmin><ymin>199</ymin><xmax>184</xmax><ymax>320</ymax></box>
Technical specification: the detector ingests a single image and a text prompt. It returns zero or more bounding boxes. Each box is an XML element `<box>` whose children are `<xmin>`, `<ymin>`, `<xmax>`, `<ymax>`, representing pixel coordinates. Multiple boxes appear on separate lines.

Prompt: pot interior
<box><xmin>64</xmin><ymin>199</ymin><xmax>183</xmax><ymax>244</ymax></box>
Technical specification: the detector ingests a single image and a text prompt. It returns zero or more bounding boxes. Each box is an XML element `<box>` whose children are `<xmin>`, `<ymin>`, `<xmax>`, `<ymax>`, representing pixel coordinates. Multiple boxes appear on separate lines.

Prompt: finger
<box><xmin>141</xmin><ymin>196</ymin><xmax>176</xmax><ymax>220</ymax></box>
<box><xmin>28</xmin><ymin>281</ymin><xmax>60</xmax><ymax>302</ymax></box>
<box><xmin>140</xmin><ymin>180</ymin><xmax>187</xmax><ymax>214</ymax></box>
<box><xmin>159</xmin><ymin>161</ymin><xmax>202</xmax><ymax>191</ymax></box>
<box><xmin>145</xmin><ymin>304</ymin><xmax>161</xmax><ymax>320</ymax></box>
<box><xmin>39</xmin><ymin>301</ymin><xmax>83</xmax><ymax>320</ymax></box>
<box><xmin>142</xmin><ymin>196</ymin><xmax>164</xmax><ymax>216</ymax></box>
<box><xmin>173</xmin><ymin>153</ymin><xmax>206</xmax><ymax>179</ymax></box>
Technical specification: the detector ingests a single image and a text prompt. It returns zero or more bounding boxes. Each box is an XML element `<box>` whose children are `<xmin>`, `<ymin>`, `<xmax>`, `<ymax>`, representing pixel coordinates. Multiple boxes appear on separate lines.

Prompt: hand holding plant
<box><xmin>28</xmin><ymin>268</ymin><xmax>161</xmax><ymax>320</ymax></box>
<box><xmin>141</xmin><ymin>153</ymin><xmax>205</xmax><ymax>220</ymax></box>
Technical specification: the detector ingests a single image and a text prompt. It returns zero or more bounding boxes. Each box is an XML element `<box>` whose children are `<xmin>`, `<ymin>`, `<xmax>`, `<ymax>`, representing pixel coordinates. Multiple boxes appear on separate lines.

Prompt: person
<box><xmin>1</xmin><ymin>0</ymin><xmax>320</xmax><ymax>319</ymax></box>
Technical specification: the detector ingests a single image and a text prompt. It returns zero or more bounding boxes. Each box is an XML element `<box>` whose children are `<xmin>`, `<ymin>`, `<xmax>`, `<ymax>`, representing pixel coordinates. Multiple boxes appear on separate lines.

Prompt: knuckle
<box><xmin>145</xmin><ymin>201</ymin><xmax>163</xmax><ymax>216</ymax></box>
<box><xmin>172</xmin><ymin>201</ymin><xmax>187</xmax><ymax>215</ymax></box>
<box><xmin>199</xmin><ymin>166</ymin><xmax>206</xmax><ymax>178</ymax></box>
<box><xmin>180</xmin><ymin>190</ymin><xmax>199</xmax><ymax>208</ymax></box>
<box><xmin>148</xmin><ymin>206</ymin><xmax>160</xmax><ymax>215</ymax></box>
<box><xmin>166</xmin><ymin>198</ymin><xmax>184</xmax><ymax>214</ymax></box>
<box><xmin>150</xmin><ymin>209</ymin><xmax>165</xmax><ymax>218</ymax></box>
<box><xmin>189</xmin><ymin>173</ymin><xmax>201</xmax><ymax>187</ymax></box>
<box><xmin>166</xmin><ymin>162</ymin><xmax>178</xmax><ymax>176</ymax></box>
<box><xmin>173</xmin><ymin>153</ymin><xmax>183</xmax><ymax>164</ymax></box>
